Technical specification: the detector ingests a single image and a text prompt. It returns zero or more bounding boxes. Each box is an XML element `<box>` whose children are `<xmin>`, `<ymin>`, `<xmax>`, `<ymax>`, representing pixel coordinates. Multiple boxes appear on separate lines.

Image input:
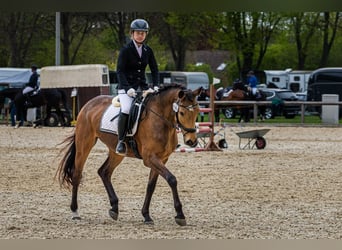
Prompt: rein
<box><xmin>143</xmin><ymin>97</ymin><xmax>198</xmax><ymax>135</ymax></box>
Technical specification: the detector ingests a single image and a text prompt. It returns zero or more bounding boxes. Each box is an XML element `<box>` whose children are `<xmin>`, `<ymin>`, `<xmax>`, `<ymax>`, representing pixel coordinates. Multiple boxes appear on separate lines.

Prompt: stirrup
<box><xmin>116</xmin><ymin>140</ymin><xmax>127</xmax><ymax>155</ymax></box>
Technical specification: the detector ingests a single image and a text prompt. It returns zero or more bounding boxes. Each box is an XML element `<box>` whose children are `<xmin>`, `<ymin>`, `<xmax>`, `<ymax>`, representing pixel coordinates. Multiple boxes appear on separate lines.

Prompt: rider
<box><xmin>116</xmin><ymin>18</ymin><xmax>159</xmax><ymax>156</ymax></box>
<box><xmin>23</xmin><ymin>64</ymin><xmax>39</xmax><ymax>106</ymax></box>
<box><xmin>232</xmin><ymin>78</ymin><xmax>246</xmax><ymax>91</ymax></box>
<box><xmin>246</xmin><ymin>70</ymin><xmax>258</xmax><ymax>98</ymax></box>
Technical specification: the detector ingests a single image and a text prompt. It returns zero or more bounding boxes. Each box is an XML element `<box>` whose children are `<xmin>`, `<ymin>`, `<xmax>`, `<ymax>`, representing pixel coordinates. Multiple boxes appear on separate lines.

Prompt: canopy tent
<box><xmin>0</xmin><ymin>68</ymin><xmax>38</xmax><ymax>89</ymax></box>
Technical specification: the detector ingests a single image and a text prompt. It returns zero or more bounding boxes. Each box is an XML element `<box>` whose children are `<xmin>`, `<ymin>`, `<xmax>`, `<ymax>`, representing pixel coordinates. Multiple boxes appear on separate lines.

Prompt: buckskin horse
<box><xmin>13</xmin><ymin>87</ymin><xmax>70</xmax><ymax>127</ymax></box>
<box><xmin>56</xmin><ymin>84</ymin><xmax>202</xmax><ymax>226</ymax></box>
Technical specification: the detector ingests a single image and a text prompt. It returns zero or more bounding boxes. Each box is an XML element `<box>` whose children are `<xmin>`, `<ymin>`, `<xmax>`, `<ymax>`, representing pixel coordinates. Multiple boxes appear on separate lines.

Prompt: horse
<box><xmin>56</xmin><ymin>83</ymin><xmax>202</xmax><ymax>226</ymax></box>
<box><xmin>203</xmin><ymin>85</ymin><xmax>267</xmax><ymax>123</ymax></box>
<box><xmin>223</xmin><ymin>88</ymin><xmax>267</xmax><ymax>122</ymax></box>
<box><xmin>13</xmin><ymin>87</ymin><xmax>70</xmax><ymax>127</ymax></box>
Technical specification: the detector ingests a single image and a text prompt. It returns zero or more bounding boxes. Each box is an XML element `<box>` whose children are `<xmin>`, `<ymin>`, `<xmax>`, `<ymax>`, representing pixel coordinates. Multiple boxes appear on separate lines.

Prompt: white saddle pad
<box><xmin>99</xmin><ymin>104</ymin><xmax>139</xmax><ymax>136</ymax></box>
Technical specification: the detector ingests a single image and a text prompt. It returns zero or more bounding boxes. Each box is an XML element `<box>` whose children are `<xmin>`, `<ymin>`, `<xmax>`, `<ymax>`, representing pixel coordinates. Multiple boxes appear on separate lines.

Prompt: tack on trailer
<box><xmin>40</xmin><ymin>64</ymin><xmax>110</xmax><ymax>119</ymax></box>
<box><xmin>288</xmin><ymin>70</ymin><xmax>311</xmax><ymax>93</ymax></box>
<box><xmin>263</xmin><ymin>70</ymin><xmax>290</xmax><ymax>89</ymax></box>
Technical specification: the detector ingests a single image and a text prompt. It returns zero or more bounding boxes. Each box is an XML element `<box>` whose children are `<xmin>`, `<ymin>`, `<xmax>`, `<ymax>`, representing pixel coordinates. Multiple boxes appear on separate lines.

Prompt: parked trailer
<box><xmin>307</xmin><ymin>67</ymin><xmax>342</xmax><ymax>116</ymax></box>
<box><xmin>40</xmin><ymin>64</ymin><xmax>110</xmax><ymax>123</ymax></box>
<box><xmin>251</xmin><ymin>69</ymin><xmax>311</xmax><ymax>93</ymax></box>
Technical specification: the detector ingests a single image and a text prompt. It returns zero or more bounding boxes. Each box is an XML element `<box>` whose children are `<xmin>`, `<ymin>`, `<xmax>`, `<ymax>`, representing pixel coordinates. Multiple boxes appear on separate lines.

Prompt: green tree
<box><xmin>0</xmin><ymin>13</ymin><xmax>44</xmax><ymax>67</ymax></box>
<box><xmin>319</xmin><ymin>12</ymin><xmax>340</xmax><ymax>67</ymax></box>
<box><xmin>221</xmin><ymin>12</ymin><xmax>282</xmax><ymax>74</ymax></box>
<box><xmin>152</xmin><ymin>12</ymin><xmax>220</xmax><ymax>71</ymax></box>
<box><xmin>289</xmin><ymin>12</ymin><xmax>320</xmax><ymax>69</ymax></box>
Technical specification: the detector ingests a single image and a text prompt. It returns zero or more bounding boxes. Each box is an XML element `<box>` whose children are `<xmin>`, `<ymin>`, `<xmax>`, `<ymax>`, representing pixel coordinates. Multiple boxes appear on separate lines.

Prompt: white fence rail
<box><xmin>198</xmin><ymin>100</ymin><xmax>342</xmax><ymax>125</ymax></box>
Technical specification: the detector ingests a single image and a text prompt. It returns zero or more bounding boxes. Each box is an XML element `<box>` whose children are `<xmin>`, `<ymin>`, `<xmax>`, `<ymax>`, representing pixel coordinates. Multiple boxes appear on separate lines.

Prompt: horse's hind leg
<box><xmin>141</xmin><ymin>169</ymin><xmax>159</xmax><ymax>224</ymax></box>
<box><xmin>98</xmin><ymin>151</ymin><xmax>124</xmax><ymax>221</ymax></box>
<box><xmin>70</xmin><ymin>135</ymin><xmax>96</xmax><ymax>219</ymax></box>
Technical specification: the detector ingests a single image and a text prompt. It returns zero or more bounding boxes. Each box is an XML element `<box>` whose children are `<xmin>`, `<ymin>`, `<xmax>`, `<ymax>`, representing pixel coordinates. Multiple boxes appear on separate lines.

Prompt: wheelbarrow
<box><xmin>235</xmin><ymin>128</ymin><xmax>270</xmax><ymax>150</ymax></box>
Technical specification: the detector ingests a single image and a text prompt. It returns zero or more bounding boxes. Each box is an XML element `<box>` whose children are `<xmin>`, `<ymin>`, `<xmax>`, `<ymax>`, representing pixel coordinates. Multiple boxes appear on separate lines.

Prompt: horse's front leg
<box><xmin>141</xmin><ymin>169</ymin><xmax>159</xmax><ymax>224</ymax></box>
<box><xmin>146</xmin><ymin>158</ymin><xmax>186</xmax><ymax>226</ymax></box>
<box><xmin>165</xmin><ymin>170</ymin><xmax>186</xmax><ymax>226</ymax></box>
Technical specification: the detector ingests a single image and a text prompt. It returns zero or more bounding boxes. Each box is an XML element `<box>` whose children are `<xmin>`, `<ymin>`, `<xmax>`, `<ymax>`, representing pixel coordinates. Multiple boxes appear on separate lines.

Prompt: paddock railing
<box><xmin>198</xmin><ymin>100</ymin><xmax>342</xmax><ymax>125</ymax></box>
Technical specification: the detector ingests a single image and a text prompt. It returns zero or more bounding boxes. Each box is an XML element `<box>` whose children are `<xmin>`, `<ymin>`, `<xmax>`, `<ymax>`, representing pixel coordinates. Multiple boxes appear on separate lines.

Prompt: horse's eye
<box><xmin>180</xmin><ymin>111</ymin><xmax>184</xmax><ymax>116</ymax></box>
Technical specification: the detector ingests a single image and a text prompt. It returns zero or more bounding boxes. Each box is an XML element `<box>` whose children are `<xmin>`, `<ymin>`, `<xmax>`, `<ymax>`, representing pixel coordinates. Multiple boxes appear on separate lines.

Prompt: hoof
<box><xmin>71</xmin><ymin>211</ymin><xmax>81</xmax><ymax>220</ymax></box>
<box><xmin>109</xmin><ymin>209</ymin><xmax>118</xmax><ymax>220</ymax></box>
<box><xmin>144</xmin><ymin>219</ymin><xmax>154</xmax><ymax>225</ymax></box>
<box><xmin>175</xmin><ymin>217</ymin><xmax>187</xmax><ymax>226</ymax></box>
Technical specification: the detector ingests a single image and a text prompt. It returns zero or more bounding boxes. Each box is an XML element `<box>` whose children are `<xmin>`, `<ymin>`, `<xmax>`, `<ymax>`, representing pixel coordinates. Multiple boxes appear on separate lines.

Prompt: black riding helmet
<box><xmin>130</xmin><ymin>19</ymin><xmax>149</xmax><ymax>32</ymax></box>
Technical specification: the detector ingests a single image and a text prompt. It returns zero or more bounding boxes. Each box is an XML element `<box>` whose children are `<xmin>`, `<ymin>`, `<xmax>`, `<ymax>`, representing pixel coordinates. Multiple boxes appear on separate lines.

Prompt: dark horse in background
<box><xmin>0</xmin><ymin>87</ymin><xmax>70</xmax><ymax>127</ymax></box>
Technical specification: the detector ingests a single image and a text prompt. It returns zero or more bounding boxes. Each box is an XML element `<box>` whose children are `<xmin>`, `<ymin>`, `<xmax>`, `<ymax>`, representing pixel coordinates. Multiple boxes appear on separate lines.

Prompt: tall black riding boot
<box><xmin>116</xmin><ymin>113</ymin><xmax>129</xmax><ymax>155</ymax></box>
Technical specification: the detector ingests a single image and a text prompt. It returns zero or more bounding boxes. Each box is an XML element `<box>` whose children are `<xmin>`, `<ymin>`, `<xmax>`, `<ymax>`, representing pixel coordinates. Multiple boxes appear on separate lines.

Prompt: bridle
<box><xmin>175</xmin><ymin>101</ymin><xmax>199</xmax><ymax>135</ymax></box>
<box><xmin>144</xmin><ymin>97</ymin><xmax>199</xmax><ymax>136</ymax></box>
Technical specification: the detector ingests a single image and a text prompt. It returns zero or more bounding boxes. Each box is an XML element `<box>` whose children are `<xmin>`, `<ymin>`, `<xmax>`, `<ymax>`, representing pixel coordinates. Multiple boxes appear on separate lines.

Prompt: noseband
<box><xmin>175</xmin><ymin>101</ymin><xmax>198</xmax><ymax>135</ymax></box>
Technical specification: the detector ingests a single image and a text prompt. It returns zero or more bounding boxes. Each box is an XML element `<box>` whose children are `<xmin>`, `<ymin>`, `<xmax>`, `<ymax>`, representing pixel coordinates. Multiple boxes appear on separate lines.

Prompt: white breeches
<box><xmin>118</xmin><ymin>89</ymin><xmax>134</xmax><ymax>114</ymax></box>
<box><xmin>23</xmin><ymin>86</ymin><xmax>34</xmax><ymax>95</ymax></box>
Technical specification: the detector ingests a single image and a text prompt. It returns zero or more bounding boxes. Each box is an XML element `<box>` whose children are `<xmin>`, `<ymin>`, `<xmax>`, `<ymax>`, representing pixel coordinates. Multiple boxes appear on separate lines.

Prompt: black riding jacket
<box><xmin>117</xmin><ymin>40</ymin><xmax>159</xmax><ymax>92</ymax></box>
<box><xmin>26</xmin><ymin>71</ymin><xmax>39</xmax><ymax>89</ymax></box>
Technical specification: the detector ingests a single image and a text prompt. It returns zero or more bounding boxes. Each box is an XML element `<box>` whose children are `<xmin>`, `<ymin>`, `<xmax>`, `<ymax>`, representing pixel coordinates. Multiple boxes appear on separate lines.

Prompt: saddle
<box><xmin>112</xmin><ymin>92</ymin><xmax>152</xmax><ymax>159</ymax></box>
<box><xmin>216</xmin><ymin>87</ymin><xmax>231</xmax><ymax>100</ymax></box>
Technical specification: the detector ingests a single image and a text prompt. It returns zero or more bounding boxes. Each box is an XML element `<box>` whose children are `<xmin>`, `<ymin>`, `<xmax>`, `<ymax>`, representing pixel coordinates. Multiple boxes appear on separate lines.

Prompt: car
<box><xmin>222</xmin><ymin>88</ymin><xmax>300</xmax><ymax>119</ymax></box>
<box><xmin>261</xmin><ymin>88</ymin><xmax>301</xmax><ymax>119</ymax></box>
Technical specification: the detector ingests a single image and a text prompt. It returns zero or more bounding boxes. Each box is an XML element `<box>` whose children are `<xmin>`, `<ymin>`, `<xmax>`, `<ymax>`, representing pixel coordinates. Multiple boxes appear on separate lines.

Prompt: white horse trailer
<box><xmin>40</xmin><ymin>64</ymin><xmax>110</xmax><ymax>123</ymax></box>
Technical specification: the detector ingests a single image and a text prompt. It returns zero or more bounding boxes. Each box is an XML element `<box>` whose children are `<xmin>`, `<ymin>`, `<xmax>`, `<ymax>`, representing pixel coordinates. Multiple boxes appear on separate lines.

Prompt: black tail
<box><xmin>56</xmin><ymin>134</ymin><xmax>76</xmax><ymax>188</ymax></box>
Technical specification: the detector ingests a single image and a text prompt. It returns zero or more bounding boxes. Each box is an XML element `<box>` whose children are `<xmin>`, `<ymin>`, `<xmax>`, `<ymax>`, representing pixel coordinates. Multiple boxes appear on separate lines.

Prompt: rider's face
<box><xmin>132</xmin><ymin>31</ymin><xmax>147</xmax><ymax>44</ymax></box>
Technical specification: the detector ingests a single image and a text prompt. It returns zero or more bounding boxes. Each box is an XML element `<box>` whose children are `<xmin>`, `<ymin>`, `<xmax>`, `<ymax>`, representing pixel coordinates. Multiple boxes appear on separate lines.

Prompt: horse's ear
<box><xmin>193</xmin><ymin>87</ymin><xmax>203</xmax><ymax>97</ymax></box>
<box><xmin>178</xmin><ymin>90</ymin><xmax>185</xmax><ymax>99</ymax></box>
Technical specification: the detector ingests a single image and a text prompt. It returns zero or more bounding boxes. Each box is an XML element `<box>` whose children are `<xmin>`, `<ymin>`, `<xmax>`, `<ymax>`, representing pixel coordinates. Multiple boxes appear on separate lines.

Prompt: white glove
<box><xmin>143</xmin><ymin>88</ymin><xmax>154</xmax><ymax>98</ymax></box>
<box><xmin>154</xmin><ymin>86</ymin><xmax>159</xmax><ymax>92</ymax></box>
<box><xmin>127</xmin><ymin>88</ymin><xmax>137</xmax><ymax>97</ymax></box>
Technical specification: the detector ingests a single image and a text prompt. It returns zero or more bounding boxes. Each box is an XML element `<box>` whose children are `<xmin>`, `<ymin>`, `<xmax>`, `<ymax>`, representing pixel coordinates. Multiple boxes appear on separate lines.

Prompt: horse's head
<box><xmin>176</xmin><ymin>87</ymin><xmax>202</xmax><ymax>147</ymax></box>
<box><xmin>225</xmin><ymin>89</ymin><xmax>245</xmax><ymax>100</ymax></box>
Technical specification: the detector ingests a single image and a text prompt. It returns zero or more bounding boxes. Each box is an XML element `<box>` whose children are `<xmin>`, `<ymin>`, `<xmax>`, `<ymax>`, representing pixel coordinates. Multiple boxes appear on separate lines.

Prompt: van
<box><xmin>170</xmin><ymin>71</ymin><xmax>209</xmax><ymax>90</ymax></box>
<box><xmin>146</xmin><ymin>71</ymin><xmax>209</xmax><ymax>90</ymax></box>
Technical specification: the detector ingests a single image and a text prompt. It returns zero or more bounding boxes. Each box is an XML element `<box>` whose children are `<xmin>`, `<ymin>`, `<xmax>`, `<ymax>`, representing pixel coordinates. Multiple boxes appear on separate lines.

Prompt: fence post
<box><xmin>322</xmin><ymin>94</ymin><xmax>339</xmax><ymax>125</ymax></box>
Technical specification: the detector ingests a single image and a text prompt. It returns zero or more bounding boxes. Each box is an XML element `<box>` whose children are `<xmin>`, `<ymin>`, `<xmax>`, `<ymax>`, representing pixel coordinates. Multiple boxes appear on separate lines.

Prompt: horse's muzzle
<box><xmin>185</xmin><ymin>138</ymin><xmax>198</xmax><ymax>148</ymax></box>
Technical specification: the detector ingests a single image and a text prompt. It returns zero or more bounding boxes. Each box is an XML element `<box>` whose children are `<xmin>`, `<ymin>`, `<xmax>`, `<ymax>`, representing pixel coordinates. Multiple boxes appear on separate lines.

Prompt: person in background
<box><xmin>22</xmin><ymin>65</ymin><xmax>39</xmax><ymax>106</ymax></box>
<box><xmin>246</xmin><ymin>70</ymin><xmax>258</xmax><ymax>97</ymax></box>
<box><xmin>116</xmin><ymin>18</ymin><xmax>159</xmax><ymax>156</ymax></box>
